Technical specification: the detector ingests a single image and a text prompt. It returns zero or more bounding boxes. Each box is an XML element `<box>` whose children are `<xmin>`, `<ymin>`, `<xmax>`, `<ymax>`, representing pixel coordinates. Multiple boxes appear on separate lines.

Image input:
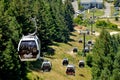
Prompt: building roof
<box><xmin>81</xmin><ymin>0</ymin><xmax>91</xmax><ymax>3</ymax></box>
<box><xmin>81</xmin><ymin>0</ymin><xmax>103</xmax><ymax>3</ymax></box>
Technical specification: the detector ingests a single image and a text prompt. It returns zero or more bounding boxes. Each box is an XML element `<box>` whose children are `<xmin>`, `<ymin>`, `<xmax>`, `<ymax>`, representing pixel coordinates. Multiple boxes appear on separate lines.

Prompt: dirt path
<box><xmin>110</xmin><ymin>31</ymin><xmax>120</xmax><ymax>35</ymax></box>
<box><xmin>102</xmin><ymin>2</ymin><xmax>111</xmax><ymax>17</ymax></box>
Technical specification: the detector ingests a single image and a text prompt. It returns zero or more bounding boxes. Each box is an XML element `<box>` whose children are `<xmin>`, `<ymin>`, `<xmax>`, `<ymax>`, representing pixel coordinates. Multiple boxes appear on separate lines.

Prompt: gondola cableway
<box><xmin>18</xmin><ymin>17</ymin><xmax>41</xmax><ymax>61</ymax></box>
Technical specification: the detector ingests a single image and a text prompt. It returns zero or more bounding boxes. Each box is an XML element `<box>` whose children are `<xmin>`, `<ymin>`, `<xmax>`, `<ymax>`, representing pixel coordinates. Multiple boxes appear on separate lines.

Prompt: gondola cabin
<box><xmin>66</xmin><ymin>64</ymin><xmax>75</xmax><ymax>76</ymax></box>
<box><xmin>18</xmin><ymin>35</ymin><xmax>40</xmax><ymax>61</ymax></box>
<box><xmin>73</xmin><ymin>47</ymin><xmax>78</xmax><ymax>53</ymax></box>
<box><xmin>62</xmin><ymin>58</ymin><xmax>69</xmax><ymax>66</ymax></box>
<box><xmin>41</xmin><ymin>60</ymin><xmax>52</xmax><ymax>72</ymax></box>
<box><xmin>78</xmin><ymin>39</ymin><xmax>83</xmax><ymax>43</ymax></box>
<box><xmin>79</xmin><ymin>60</ymin><xmax>85</xmax><ymax>68</ymax></box>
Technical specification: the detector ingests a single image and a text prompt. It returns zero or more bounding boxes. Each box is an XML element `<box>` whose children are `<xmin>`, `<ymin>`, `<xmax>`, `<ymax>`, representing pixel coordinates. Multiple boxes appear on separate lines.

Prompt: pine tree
<box><xmin>64</xmin><ymin>0</ymin><xmax>74</xmax><ymax>31</ymax></box>
<box><xmin>91</xmin><ymin>29</ymin><xmax>119</xmax><ymax>80</ymax></box>
<box><xmin>0</xmin><ymin>1</ymin><xmax>28</xmax><ymax>79</ymax></box>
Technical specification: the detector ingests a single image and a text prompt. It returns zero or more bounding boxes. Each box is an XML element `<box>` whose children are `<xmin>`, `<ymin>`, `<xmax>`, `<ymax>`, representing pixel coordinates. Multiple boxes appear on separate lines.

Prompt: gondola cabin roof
<box><xmin>43</xmin><ymin>62</ymin><xmax>51</xmax><ymax>65</ymax></box>
<box><xmin>67</xmin><ymin>64</ymin><xmax>75</xmax><ymax>68</ymax></box>
<box><xmin>63</xmin><ymin>58</ymin><xmax>68</xmax><ymax>60</ymax></box>
<box><xmin>79</xmin><ymin>60</ymin><xmax>84</xmax><ymax>63</ymax></box>
<box><xmin>42</xmin><ymin>60</ymin><xmax>52</xmax><ymax>66</ymax></box>
<box><xmin>21</xmin><ymin>35</ymin><xmax>38</xmax><ymax>40</ymax></box>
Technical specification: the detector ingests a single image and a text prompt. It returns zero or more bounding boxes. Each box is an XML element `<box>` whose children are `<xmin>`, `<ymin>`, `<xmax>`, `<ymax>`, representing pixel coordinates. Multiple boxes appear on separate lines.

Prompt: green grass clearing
<box><xmin>85</xmin><ymin>9</ymin><xmax>104</xmax><ymax>18</ymax></box>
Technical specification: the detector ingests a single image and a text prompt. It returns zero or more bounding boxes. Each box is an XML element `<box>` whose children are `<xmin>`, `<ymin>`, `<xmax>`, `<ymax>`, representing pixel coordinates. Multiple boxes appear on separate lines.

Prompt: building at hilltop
<box><xmin>80</xmin><ymin>0</ymin><xmax>103</xmax><ymax>9</ymax></box>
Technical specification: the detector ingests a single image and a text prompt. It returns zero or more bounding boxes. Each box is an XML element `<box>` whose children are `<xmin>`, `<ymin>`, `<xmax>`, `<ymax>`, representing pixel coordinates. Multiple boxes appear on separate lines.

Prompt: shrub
<box><xmin>86</xmin><ymin>54</ymin><xmax>93</xmax><ymax>67</ymax></box>
<box><xmin>96</xmin><ymin>20</ymin><xmax>107</xmax><ymax>28</ymax></box>
<box><xmin>96</xmin><ymin>20</ymin><xmax>118</xmax><ymax>29</ymax></box>
<box><xmin>77</xmin><ymin>51</ymin><xmax>83</xmax><ymax>56</ymax></box>
<box><xmin>109</xmin><ymin>23</ymin><xmax>118</xmax><ymax>29</ymax></box>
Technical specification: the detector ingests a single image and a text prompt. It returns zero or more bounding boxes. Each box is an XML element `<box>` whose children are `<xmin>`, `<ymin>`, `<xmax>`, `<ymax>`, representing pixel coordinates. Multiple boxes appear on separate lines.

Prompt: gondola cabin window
<box><xmin>19</xmin><ymin>40</ymin><xmax>38</xmax><ymax>59</ymax></box>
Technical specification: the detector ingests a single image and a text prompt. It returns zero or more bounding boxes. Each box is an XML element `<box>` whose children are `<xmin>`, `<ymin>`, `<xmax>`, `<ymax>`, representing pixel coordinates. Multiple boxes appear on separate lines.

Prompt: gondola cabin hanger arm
<box><xmin>17</xmin><ymin>17</ymin><xmax>41</xmax><ymax>61</ymax></box>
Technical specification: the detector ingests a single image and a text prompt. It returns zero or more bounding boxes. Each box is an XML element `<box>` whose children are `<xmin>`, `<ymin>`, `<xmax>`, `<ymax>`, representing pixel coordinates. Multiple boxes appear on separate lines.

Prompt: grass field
<box><xmin>85</xmin><ymin>8</ymin><xmax>104</xmax><ymax>18</ymax></box>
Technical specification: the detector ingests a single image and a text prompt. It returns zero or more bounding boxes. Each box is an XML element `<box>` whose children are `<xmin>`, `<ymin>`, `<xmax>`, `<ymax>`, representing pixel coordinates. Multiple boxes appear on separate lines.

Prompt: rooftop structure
<box><xmin>80</xmin><ymin>0</ymin><xmax>103</xmax><ymax>9</ymax></box>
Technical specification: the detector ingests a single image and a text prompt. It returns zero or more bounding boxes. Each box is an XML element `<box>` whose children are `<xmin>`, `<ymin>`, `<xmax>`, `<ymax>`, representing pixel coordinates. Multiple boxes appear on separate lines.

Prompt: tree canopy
<box><xmin>89</xmin><ymin>29</ymin><xmax>120</xmax><ymax>80</ymax></box>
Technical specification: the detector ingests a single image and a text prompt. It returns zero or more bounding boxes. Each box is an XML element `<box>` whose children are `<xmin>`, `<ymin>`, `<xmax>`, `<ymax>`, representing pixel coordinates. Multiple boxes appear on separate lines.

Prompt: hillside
<box><xmin>27</xmin><ymin>26</ymin><xmax>93</xmax><ymax>80</ymax></box>
<box><xmin>1</xmin><ymin>0</ymin><xmax>120</xmax><ymax>80</ymax></box>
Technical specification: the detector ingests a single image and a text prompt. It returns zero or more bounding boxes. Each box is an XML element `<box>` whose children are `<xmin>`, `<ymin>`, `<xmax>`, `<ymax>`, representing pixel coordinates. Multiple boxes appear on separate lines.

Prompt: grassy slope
<box><xmin>27</xmin><ymin>30</ymin><xmax>92</xmax><ymax>80</ymax></box>
<box><xmin>27</xmin><ymin>20</ymin><xmax>120</xmax><ymax>80</ymax></box>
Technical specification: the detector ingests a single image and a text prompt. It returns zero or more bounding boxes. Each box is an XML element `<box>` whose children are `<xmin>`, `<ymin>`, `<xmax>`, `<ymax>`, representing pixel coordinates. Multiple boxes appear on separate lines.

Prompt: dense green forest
<box><xmin>87</xmin><ymin>29</ymin><xmax>120</xmax><ymax>80</ymax></box>
<box><xmin>0</xmin><ymin>0</ymin><xmax>74</xmax><ymax>80</ymax></box>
